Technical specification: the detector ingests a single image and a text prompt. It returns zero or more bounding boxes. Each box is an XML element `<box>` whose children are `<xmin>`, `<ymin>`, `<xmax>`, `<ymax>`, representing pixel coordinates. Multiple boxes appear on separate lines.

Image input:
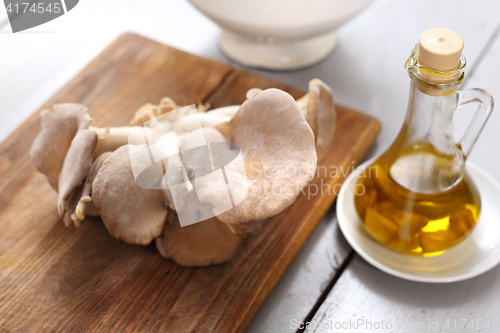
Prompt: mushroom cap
<box><xmin>57</xmin><ymin>129</ymin><xmax>98</xmax><ymax>224</ymax></box>
<box><xmin>246</xmin><ymin>88</ymin><xmax>263</xmax><ymax>100</ymax></box>
<box><xmin>92</xmin><ymin>145</ymin><xmax>167</xmax><ymax>245</ymax></box>
<box><xmin>30</xmin><ymin>103</ymin><xmax>91</xmax><ymax>189</ymax></box>
<box><xmin>156</xmin><ymin>208</ymin><xmax>245</xmax><ymax>267</ymax></box>
<box><xmin>184</xmin><ymin>88</ymin><xmax>317</xmax><ymax>225</ymax></box>
<box><xmin>306</xmin><ymin>79</ymin><xmax>337</xmax><ymax>160</ymax></box>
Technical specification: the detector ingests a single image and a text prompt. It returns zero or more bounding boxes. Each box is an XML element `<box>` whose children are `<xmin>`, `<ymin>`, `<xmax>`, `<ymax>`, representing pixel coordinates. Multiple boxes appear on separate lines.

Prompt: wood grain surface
<box><xmin>0</xmin><ymin>33</ymin><xmax>379</xmax><ymax>333</ymax></box>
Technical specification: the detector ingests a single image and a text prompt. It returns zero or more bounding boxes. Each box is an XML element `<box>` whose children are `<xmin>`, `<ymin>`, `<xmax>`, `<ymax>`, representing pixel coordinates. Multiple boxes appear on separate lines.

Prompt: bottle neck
<box><xmin>401</xmin><ymin>80</ymin><xmax>459</xmax><ymax>156</ymax></box>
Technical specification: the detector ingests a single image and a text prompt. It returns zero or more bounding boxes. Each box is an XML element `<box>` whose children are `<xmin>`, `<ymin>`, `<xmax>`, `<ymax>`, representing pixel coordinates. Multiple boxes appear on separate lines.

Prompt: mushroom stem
<box><xmin>89</xmin><ymin>126</ymin><xmax>143</xmax><ymax>158</ymax></box>
<box><xmin>71</xmin><ymin>196</ymin><xmax>97</xmax><ymax>228</ymax></box>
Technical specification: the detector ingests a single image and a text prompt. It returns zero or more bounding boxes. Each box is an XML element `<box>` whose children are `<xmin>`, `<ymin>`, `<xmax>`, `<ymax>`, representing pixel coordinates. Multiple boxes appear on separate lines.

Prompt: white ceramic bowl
<box><xmin>188</xmin><ymin>0</ymin><xmax>373</xmax><ymax>70</ymax></box>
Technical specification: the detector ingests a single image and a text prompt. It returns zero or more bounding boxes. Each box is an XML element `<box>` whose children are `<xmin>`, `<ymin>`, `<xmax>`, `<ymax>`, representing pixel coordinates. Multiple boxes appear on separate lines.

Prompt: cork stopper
<box><xmin>418</xmin><ymin>28</ymin><xmax>464</xmax><ymax>70</ymax></box>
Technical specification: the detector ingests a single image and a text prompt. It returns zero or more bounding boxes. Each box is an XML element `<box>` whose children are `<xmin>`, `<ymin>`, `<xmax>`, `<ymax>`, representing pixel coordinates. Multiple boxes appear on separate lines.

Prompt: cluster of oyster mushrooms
<box><xmin>30</xmin><ymin>79</ymin><xmax>336</xmax><ymax>266</ymax></box>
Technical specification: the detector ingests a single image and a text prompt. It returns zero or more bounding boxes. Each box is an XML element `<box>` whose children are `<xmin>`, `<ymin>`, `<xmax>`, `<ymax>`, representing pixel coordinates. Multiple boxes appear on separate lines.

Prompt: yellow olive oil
<box><xmin>354</xmin><ymin>143</ymin><xmax>480</xmax><ymax>256</ymax></box>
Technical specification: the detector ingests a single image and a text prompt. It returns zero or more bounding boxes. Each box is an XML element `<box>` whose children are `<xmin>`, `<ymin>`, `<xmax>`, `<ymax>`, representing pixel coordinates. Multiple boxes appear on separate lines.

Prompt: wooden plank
<box><xmin>305</xmin><ymin>9</ymin><xmax>500</xmax><ymax>333</ymax></box>
<box><xmin>304</xmin><ymin>257</ymin><xmax>500</xmax><ymax>333</ymax></box>
<box><xmin>0</xmin><ymin>33</ymin><xmax>378</xmax><ymax>332</ymax></box>
<box><xmin>247</xmin><ymin>211</ymin><xmax>351</xmax><ymax>333</ymax></box>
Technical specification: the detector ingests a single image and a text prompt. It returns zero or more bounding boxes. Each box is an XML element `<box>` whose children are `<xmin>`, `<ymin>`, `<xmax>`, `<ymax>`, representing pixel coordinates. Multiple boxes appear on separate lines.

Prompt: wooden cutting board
<box><xmin>0</xmin><ymin>33</ymin><xmax>379</xmax><ymax>332</ymax></box>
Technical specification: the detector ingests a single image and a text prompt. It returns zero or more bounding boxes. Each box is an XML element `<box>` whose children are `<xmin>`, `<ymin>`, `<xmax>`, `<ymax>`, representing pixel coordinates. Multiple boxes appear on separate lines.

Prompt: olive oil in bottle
<box><xmin>354</xmin><ymin>144</ymin><xmax>480</xmax><ymax>256</ymax></box>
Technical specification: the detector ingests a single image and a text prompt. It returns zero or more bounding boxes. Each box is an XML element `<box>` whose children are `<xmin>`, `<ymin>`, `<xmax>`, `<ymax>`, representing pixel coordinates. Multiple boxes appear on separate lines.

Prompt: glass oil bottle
<box><xmin>354</xmin><ymin>28</ymin><xmax>494</xmax><ymax>256</ymax></box>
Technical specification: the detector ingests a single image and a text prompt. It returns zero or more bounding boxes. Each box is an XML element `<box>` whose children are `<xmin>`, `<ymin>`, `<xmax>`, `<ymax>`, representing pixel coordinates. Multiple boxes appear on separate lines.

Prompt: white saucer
<box><xmin>337</xmin><ymin>160</ymin><xmax>500</xmax><ymax>283</ymax></box>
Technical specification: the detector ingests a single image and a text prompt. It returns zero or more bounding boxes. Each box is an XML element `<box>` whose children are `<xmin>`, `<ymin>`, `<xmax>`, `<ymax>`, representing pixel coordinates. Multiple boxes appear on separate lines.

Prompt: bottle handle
<box><xmin>456</xmin><ymin>88</ymin><xmax>494</xmax><ymax>158</ymax></box>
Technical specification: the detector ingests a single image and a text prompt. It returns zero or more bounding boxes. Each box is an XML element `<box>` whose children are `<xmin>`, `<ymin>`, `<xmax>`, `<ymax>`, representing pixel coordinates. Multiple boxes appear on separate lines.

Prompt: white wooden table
<box><xmin>1</xmin><ymin>1</ymin><xmax>499</xmax><ymax>332</ymax></box>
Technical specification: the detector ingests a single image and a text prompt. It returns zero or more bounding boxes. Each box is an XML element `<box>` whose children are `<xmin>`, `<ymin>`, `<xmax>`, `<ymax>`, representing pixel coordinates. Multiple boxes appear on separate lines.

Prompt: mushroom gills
<box><xmin>297</xmin><ymin>79</ymin><xmax>337</xmax><ymax>161</ymax></box>
<box><xmin>71</xmin><ymin>152</ymin><xmax>112</xmax><ymax>227</ymax></box>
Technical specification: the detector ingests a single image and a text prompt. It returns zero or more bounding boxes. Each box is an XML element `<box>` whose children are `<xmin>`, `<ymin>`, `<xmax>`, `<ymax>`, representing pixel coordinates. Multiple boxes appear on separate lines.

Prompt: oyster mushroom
<box><xmin>156</xmin><ymin>193</ymin><xmax>245</xmax><ymax>267</ymax></box>
<box><xmin>30</xmin><ymin>103</ymin><xmax>151</xmax><ymax>188</ymax></box>
<box><xmin>296</xmin><ymin>79</ymin><xmax>337</xmax><ymax>160</ymax></box>
<box><xmin>57</xmin><ymin>128</ymin><xmax>98</xmax><ymax>225</ymax></box>
<box><xmin>156</xmin><ymin>213</ymin><xmax>245</xmax><ymax>267</ymax></box>
<box><xmin>30</xmin><ymin>85</ymin><xmax>330</xmax><ymax>267</ymax></box>
<box><xmin>30</xmin><ymin>103</ymin><xmax>91</xmax><ymax>189</ymax></box>
<box><xmin>92</xmin><ymin>145</ymin><xmax>167</xmax><ymax>245</ymax></box>
<box><xmin>183</xmin><ymin>88</ymin><xmax>317</xmax><ymax>225</ymax></box>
